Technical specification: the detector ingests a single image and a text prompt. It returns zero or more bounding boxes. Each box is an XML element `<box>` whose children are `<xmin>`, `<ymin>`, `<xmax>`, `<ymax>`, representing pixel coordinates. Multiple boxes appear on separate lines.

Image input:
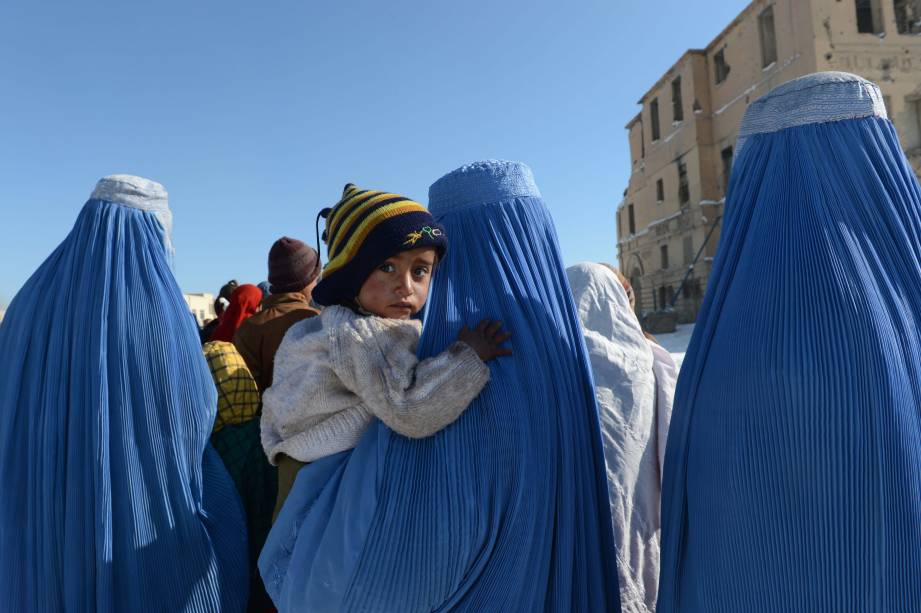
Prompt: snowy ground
<box><xmin>655</xmin><ymin>324</ymin><xmax>695</xmax><ymax>370</ymax></box>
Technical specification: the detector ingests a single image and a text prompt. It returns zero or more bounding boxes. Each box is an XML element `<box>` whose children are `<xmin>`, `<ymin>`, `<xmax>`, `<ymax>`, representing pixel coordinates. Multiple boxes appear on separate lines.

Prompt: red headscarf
<box><xmin>210</xmin><ymin>284</ymin><xmax>262</xmax><ymax>342</ymax></box>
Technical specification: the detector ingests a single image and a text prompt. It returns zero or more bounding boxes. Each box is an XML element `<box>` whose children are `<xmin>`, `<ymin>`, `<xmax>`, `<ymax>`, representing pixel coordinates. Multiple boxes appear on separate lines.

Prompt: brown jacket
<box><xmin>233</xmin><ymin>292</ymin><xmax>320</xmax><ymax>392</ymax></box>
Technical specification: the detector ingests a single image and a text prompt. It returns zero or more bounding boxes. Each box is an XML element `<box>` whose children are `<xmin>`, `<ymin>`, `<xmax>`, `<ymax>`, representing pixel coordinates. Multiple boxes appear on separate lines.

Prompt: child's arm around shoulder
<box><xmin>328</xmin><ymin>316</ymin><xmax>510</xmax><ymax>439</ymax></box>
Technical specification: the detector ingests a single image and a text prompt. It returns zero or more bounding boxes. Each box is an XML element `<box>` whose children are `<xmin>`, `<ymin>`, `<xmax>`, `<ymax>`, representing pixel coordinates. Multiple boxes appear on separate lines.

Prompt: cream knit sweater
<box><xmin>261</xmin><ymin>305</ymin><xmax>491</xmax><ymax>465</ymax></box>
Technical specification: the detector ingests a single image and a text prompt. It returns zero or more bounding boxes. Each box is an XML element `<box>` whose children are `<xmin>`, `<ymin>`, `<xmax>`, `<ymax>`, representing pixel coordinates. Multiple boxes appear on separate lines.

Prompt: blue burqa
<box><xmin>260</xmin><ymin>161</ymin><xmax>621</xmax><ymax>611</ymax></box>
<box><xmin>0</xmin><ymin>175</ymin><xmax>249</xmax><ymax>611</ymax></box>
<box><xmin>658</xmin><ymin>72</ymin><xmax>921</xmax><ymax>612</ymax></box>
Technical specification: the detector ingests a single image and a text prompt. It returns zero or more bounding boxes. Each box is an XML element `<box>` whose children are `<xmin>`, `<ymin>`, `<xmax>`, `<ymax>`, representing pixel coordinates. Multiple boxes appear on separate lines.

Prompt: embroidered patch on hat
<box><xmin>404</xmin><ymin>226</ymin><xmax>444</xmax><ymax>246</ymax></box>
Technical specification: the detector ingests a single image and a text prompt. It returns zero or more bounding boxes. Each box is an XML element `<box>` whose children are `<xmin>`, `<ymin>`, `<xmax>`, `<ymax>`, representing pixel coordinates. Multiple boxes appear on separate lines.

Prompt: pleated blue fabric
<box><xmin>0</xmin><ymin>176</ymin><xmax>249</xmax><ymax>612</ymax></box>
<box><xmin>658</xmin><ymin>73</ymin><xmax>921</xmax><ymax>612</ymax></box>
<box><xmin>260</xmin><ymin>160</ymin><xmax>621</xmax><ymax>612</ymax></box>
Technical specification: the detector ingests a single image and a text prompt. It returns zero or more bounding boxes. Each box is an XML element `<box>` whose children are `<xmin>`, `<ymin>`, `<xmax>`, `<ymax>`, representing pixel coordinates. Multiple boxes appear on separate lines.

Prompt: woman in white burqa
<box><xmin>566</xmin><ymin>262</ymin><xmax>678</xmax><ymax>613</ymax></box>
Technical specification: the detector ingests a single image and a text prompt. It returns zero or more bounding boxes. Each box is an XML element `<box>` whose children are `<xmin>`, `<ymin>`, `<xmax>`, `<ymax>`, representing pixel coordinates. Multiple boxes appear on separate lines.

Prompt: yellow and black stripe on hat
<box><xmin>312</xmin><ymin>183</ymin><xmax>448</xmax><ymax>306</ymax></box>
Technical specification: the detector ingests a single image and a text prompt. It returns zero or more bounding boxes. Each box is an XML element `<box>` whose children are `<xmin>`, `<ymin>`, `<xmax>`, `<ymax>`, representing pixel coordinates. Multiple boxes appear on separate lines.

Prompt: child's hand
<box><xmin>458</xmin><ymin>319</ymin><xmax>513</xmax><ymax>362</ymax></box>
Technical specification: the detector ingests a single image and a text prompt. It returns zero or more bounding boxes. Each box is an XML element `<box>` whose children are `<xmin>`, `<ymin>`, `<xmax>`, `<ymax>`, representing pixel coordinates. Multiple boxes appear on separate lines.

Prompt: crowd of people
<box><xmin>0</xmin><ymin>71</ymin><xmax>919</xmax><ymax>613</ymax></box>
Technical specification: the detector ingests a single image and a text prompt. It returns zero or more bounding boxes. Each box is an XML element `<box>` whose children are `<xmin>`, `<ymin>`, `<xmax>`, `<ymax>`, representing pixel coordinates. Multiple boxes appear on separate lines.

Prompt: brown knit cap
<box><xmin>268</xmin><ymin>237</ymin><xmax>320</xmax><ymax>294</ymax></box>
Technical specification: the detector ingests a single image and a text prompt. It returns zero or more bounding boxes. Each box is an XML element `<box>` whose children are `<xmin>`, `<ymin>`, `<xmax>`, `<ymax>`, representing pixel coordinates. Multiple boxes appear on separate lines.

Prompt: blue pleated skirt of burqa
<box><xmin>260</xmin><ymin>161</ymin><xmax>621</xmax><ymax>612</ymax></box>
<box><xmin>0</xmin><ymin>175</ymin><xmax>249</xmax><ymax>611</ymax></box>
<box><xmin>658</xmin><ymin>73</ymin><xmax>921</xmax><ymax>612</ymax></box>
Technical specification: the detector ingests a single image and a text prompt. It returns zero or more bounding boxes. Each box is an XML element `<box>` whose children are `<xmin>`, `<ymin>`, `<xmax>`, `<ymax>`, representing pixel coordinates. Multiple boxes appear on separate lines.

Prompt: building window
<box><xmin>628</xmin><ymin>204</ymin><xmax>636</xmax><ymax>235</ymax></box>
<box><xmin>677</xmin><ymin>158</ymin><xmax>690</xmax><ymax>205</ymax></box>
<box><xmin>714</xmin><ymin>48</ymin><xmax>730</xmax><ymax>84</ymax></box>
<box><xmin>883</xmin><ymin>94</ymin><xmax>893</xmax><ymax>117</ymax></box>
<box><xmin>856</xmin><ymin>0</ymin><xmax>885</xmax><ymax>34</ymax></box>
<box><xmin>660</xmin><ymin>244</ymin><xmax>670</xmax><ymax>270</ymax></box>
<box><xmin>671</xmin><ymin>77</ymin><xmax>684</xmax><ymax>122</ymax></box>
<box><xmin>658</xmin><ymin>286</ymin><xmax>674</xmax><ymax>308</ymax></box>
<box><xmin>683</xmin><ymin>278</ymin><xmax>700</xmax><ymax>299</ymax></box>
<box><xmin>683</xmin><ymin>235</ymin><xmax>694</xmax><ymax>265</ymax></box>
<box><xmin>904</xmin><ymin>96</ymin><xmax>921</xmax><ymax>149</ymax></box>
<box><xmin>640</xmin><ymin>122</ymin><xmax>646</xmax><ymax>158</ymax></box>
<box><xmin>650</xmin><ymin>98</ymin><xmax>661</xmax><ymax>142</ymax></box>
<box><xmin>617</xmin><ymin>210</ymin><xmax>622</xmax><ymax>238</ymax></box>
<box><xmin>909</xmin><ymin>98</ymin><xmax>921</xmax><ymax>148</ymax></box>
<box><xmin>721</xmin><ymin>146</ymin><xmax>734</xmax><ymax>191</ymax></box>
<box><xmin>630</xmin><ymin>273</ymin><xmax>642</xmax><ymax>312</ymax></box>
<box><xmin>895</xmin><ymin>0</ymin><xmax>921</xmax><ymax>34</ymax></box>
<box><xmin>656</xmin><ymin>179</ymin><xmax>665</xmax><ymax>203</ymax></box>
<box><xmin>759</xmin><ymin>6</ymin><xmax>778</xmax><ymax>67</ymax></box>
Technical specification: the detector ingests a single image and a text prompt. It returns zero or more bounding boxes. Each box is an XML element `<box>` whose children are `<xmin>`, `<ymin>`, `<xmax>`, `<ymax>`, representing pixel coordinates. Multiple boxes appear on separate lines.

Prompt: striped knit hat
<box><xmin>312</xmin><ymin>183</ymin><xmax>448</xmax><ymax>307</ymax></box>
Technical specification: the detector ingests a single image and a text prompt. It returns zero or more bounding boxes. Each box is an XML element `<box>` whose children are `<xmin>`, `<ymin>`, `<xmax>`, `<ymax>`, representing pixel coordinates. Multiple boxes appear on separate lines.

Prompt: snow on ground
<box><xmin>655</xmin><ymin>324</ymin><xmax>695</xmax><ymax>370</ymax></box>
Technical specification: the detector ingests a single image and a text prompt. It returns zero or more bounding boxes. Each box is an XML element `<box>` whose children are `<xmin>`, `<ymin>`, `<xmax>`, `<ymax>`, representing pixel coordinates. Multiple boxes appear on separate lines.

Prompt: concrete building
<box><xmin>617</xmin><ymin>0</ymin><xmax>921</xmax><ymax>323</ymax></box>
<box><xmin>184</xmin><ymin>293</ymin><xmax>216</xmax><ymax>327</ymax></box>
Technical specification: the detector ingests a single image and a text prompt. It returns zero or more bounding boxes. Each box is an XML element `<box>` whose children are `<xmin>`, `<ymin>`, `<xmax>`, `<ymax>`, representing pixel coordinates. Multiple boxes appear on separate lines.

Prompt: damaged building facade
<box><xmin>617</xmin><ymin>0</ymin><xmax>921</xmax><ymax>323</ymax></box>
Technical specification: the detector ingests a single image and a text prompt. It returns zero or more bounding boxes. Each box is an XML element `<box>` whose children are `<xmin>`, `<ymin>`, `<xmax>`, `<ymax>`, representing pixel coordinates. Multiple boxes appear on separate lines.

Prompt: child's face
<box><xmin>356</xmin><ymin>247</ymin><xmax>437</xmax><ymax>319</ymax></box>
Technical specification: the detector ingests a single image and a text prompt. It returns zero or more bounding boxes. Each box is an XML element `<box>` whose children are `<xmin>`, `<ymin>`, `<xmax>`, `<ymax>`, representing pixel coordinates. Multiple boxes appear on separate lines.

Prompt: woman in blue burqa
<box><xmin>0</xmin><ymin>175</ymin><xmax>249</xmax><ymax>611</ymax></box>
<box><xmin>260</xmin><ymin>161</ymin><xmax>621</xmax><ymax>611</ymax></box>
<box><xmin>658</xmin><ymin>72</ymin><xmax>921</xmax><ymax>612</ymax></box>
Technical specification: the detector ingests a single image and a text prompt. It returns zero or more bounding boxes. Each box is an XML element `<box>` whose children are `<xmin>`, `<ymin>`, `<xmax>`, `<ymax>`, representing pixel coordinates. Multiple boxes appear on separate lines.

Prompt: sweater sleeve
<box><xmin>259</xmin><ymin>316</ymin><xmax>324</xmax><ymax>464</ymax></box>
<box><xmin>328</xmin><ymin>317</ymin><xmax>491</xmax><ymax>439</ymax></box>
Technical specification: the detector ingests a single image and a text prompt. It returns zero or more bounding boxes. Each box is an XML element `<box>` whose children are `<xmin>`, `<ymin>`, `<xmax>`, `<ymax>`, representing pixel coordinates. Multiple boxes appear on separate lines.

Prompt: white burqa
<box><xmin>566</xmin><ymin>263</ymin><xmax>678</xmax><ymax>613</ymax></box>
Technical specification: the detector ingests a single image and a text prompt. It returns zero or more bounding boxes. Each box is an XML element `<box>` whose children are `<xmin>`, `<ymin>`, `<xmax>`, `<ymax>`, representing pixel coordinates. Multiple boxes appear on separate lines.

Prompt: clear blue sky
<box><xmin>0</xmin><ymin>0</ymin><xmax>751</xmax><ymax>307</ymax></box>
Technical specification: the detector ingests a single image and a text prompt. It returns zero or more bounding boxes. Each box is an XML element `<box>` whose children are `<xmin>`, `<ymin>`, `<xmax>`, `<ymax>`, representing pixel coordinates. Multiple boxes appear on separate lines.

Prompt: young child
<box><xmin>261</xmin><ymin>184</ymin><xmax>511</xmax><ymax>509</ymax></box>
